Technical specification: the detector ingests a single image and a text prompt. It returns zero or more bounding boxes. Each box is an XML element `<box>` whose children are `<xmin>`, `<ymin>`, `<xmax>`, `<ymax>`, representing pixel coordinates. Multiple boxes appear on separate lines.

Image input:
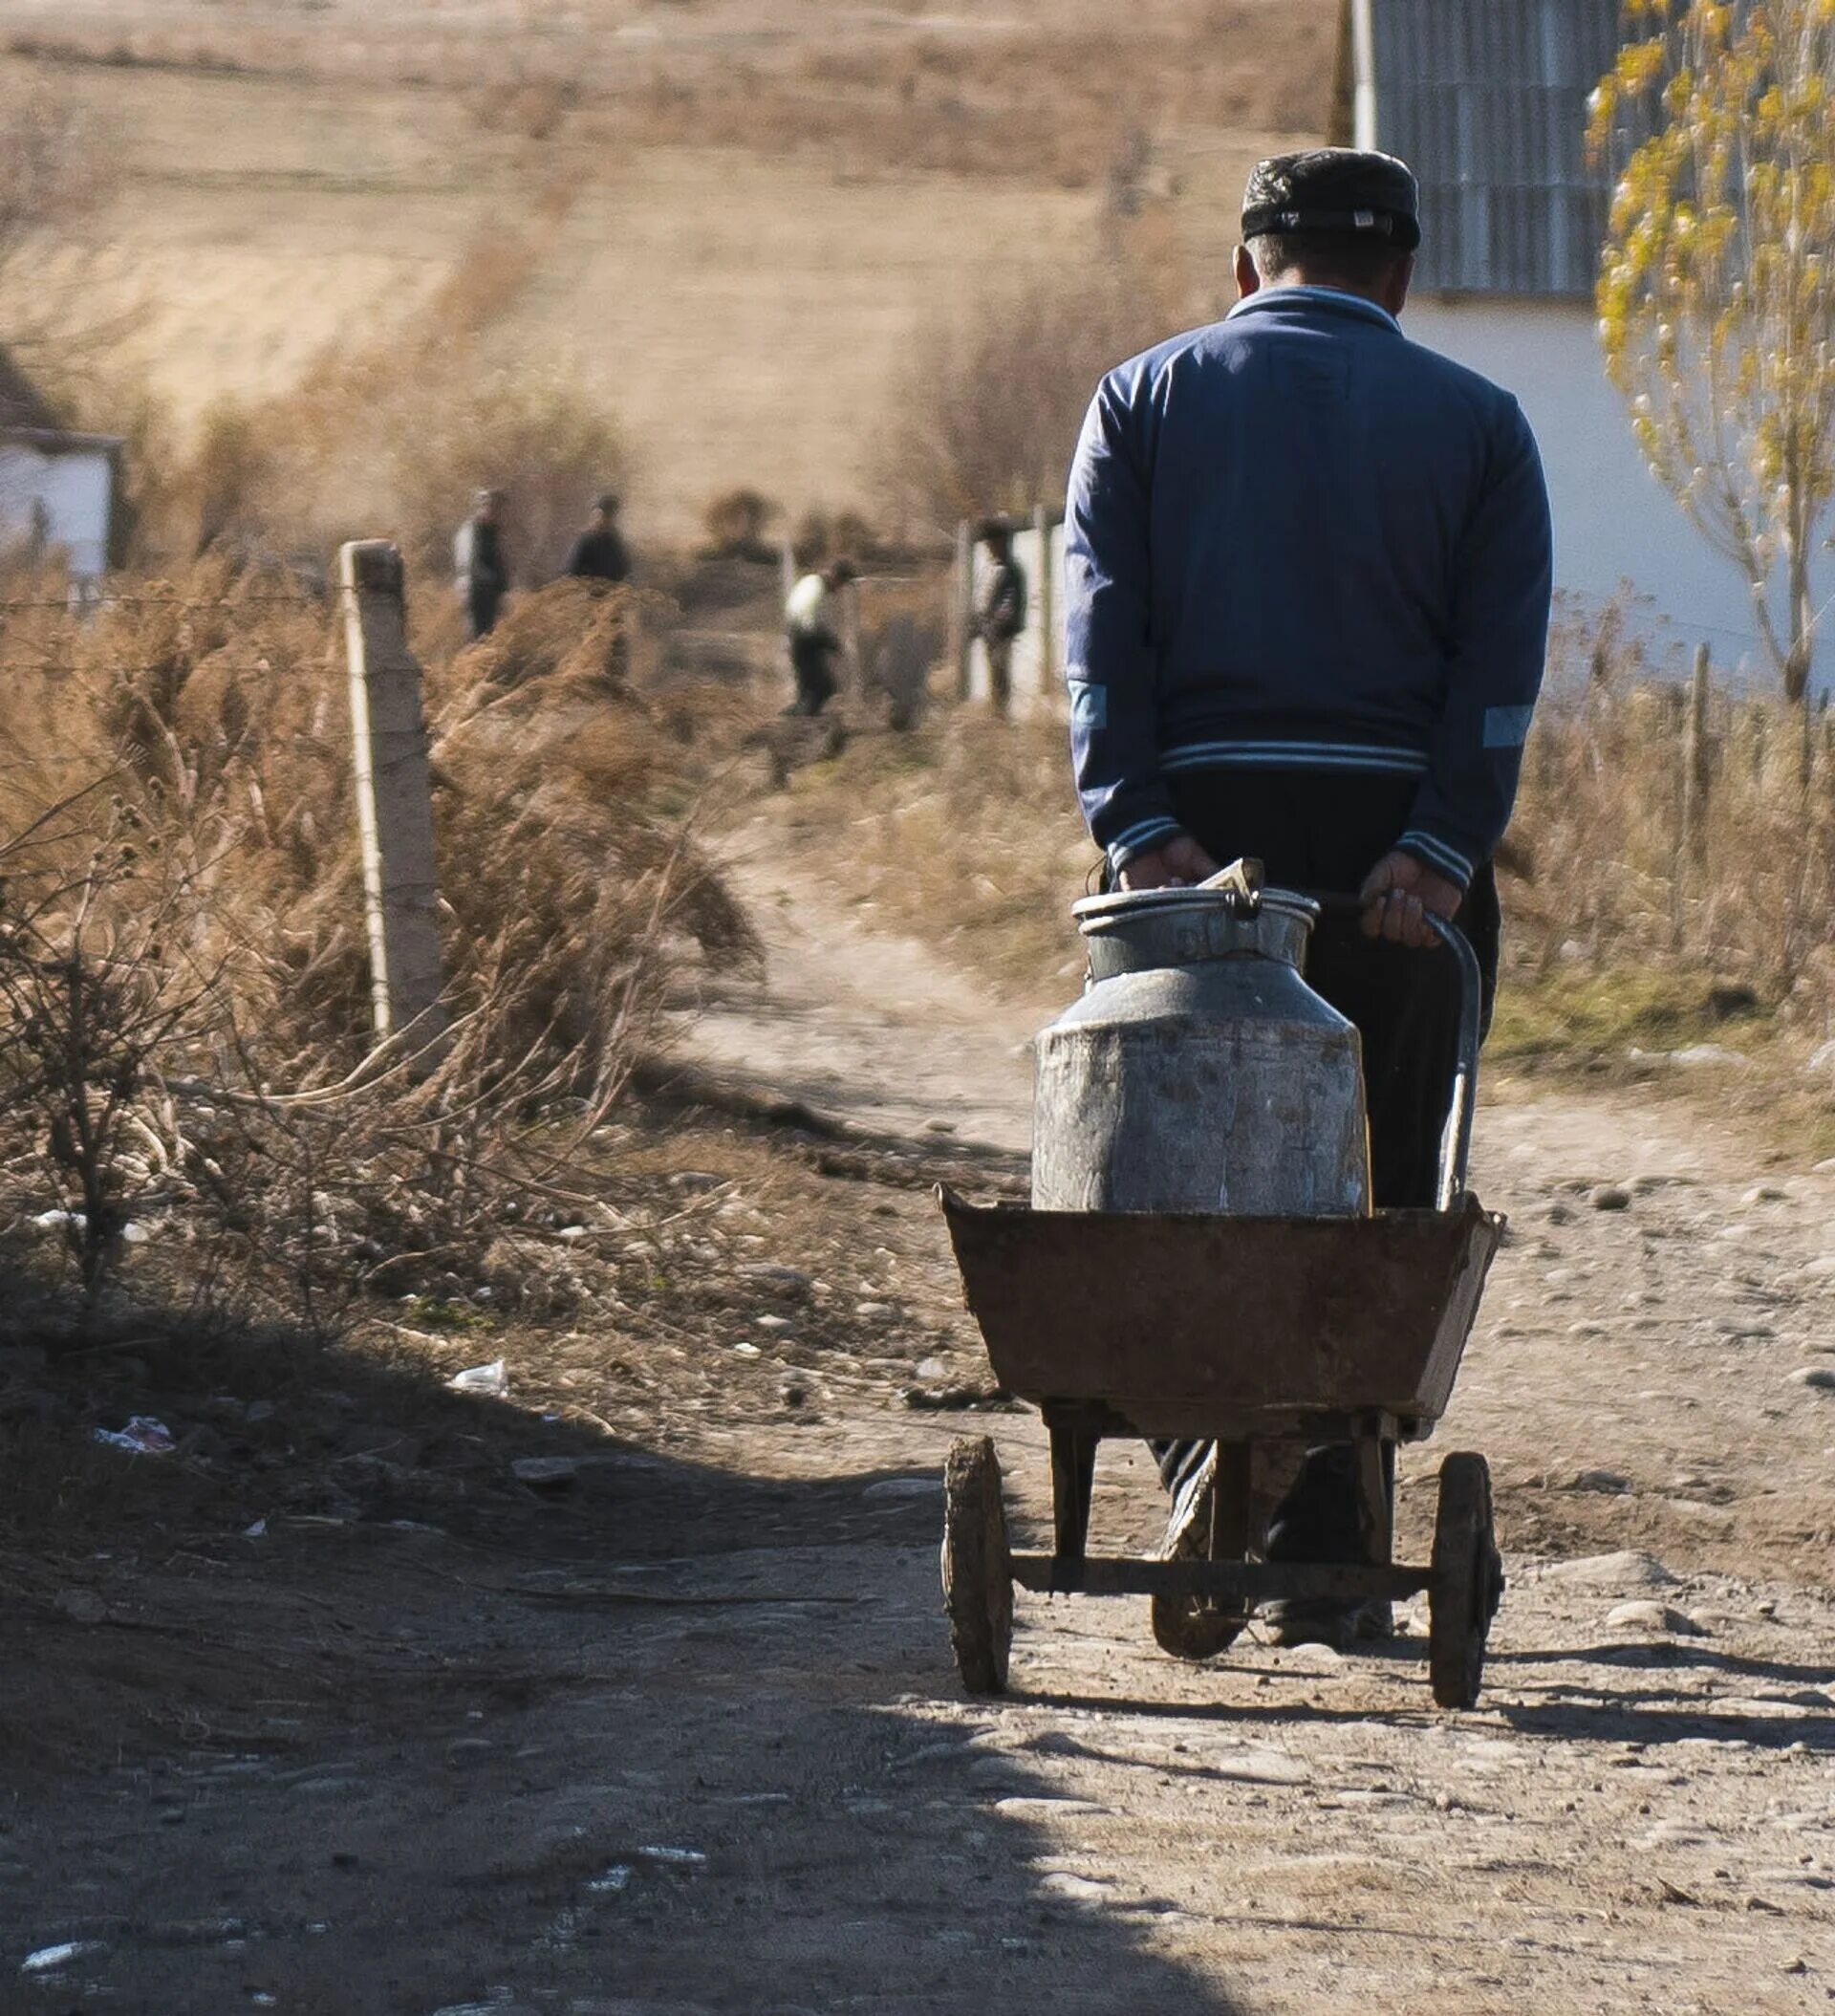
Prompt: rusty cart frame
<box><xmin>938</xmin><ymin>908</ymin><xmax>1508</xmax><ymax>1709</ymax></box>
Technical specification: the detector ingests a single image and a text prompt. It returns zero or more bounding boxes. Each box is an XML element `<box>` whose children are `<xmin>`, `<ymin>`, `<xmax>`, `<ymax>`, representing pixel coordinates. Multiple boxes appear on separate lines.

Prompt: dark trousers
<box><xmin>788</xmin><ymin>635</ymin><xmax>839</xmax><ymax>716</ymax></box>
<box><xmin>985</xmin><ymin>636</ymin><xmax>1013</xmax><ymax>715</ymax></box>
<box><xmin>1151</xmin><ymin>770</ymin><xmax>1500</xmax><ymax>1516</ymax></box>
<box><xmin>465</xmin><ymin>588</ymin><xmax>504</xmax><ymax>641</ymax></box>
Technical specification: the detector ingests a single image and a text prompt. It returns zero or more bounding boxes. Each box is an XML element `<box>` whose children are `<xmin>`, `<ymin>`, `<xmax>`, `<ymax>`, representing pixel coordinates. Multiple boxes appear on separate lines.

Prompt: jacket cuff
<box><xmin>1105</xmin><ymin>815</ymin><xmax>1186</xmax><ymax>874</ymax></box>
<box><xmin>1395</xmin><ymin>829</ymin><xmax>1476</xmax><ymax>891</ymax></box>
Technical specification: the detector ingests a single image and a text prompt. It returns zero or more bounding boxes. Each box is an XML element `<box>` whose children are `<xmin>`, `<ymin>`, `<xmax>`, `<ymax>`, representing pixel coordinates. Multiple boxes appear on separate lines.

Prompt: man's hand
<box><xmin>1118</xmin><ymin>835</ymin><xmax>1220</xmax><ymax>891</ymax></box>
<box><xmin>1358</xmin><ymin>850</ymin><xmax>1461</xmax><ymax>948</ymax></box>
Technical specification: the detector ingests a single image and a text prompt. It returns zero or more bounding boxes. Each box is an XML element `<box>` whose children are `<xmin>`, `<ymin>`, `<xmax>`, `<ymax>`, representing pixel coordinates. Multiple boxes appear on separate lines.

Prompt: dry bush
<box><xmin>375</xmin><ymin>363</ymin><xmax>629</xmax><ymax>583</ymax></box>
<box><xmin>194</xmin><ymin>339</ymin><xmax>624</xmax><ymax>588</ymax></box>
<box><xmin>873</xmin><ymin>258</ymin><xmax>1172</xmax><ymax>537</ymax></box>
<box><xmin>855</xmin><ymin>574</ymin><xmax>947</xmax><ymax>730</ymax></box>
<box><xmin>1503</xmin><ymin>607</ymin><xmax>1835</xmax><ymax>1002</ymax></box>
<box><xmin>782</xmin><ymin>597</ymin><xmax>1835</xmax><ymax>1045</ymax></box>
<box><xmin>702</xmin><ymin>488</ymin><xmax>781</xmax><ymax>561</ymax></box>
<box><xmin>126</xmin><ymin>185</ymin><xmax>625</xmax><ymax>583</ymax></box>
<box><xmin>0</xmin><ymin>566</ymin><xmax>756</xmax><ymax>1332</ymax></box>
<box><xmin>790</xmin><ymin>508</ymin><xmax>887</xmax><ymax>570</ymax></box>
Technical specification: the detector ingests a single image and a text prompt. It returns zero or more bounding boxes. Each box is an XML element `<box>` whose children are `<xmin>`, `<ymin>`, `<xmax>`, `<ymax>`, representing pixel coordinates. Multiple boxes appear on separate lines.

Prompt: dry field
<box><xmin>2</xmin><ymin>0</ymin><xmax>1336</xmax><ymax>537</ymax></box>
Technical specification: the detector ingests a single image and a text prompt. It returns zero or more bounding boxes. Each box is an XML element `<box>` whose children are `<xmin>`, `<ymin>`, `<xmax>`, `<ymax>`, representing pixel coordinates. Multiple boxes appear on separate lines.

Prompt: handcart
<box><xmin>938</xmin><ymin>908</ymin><xmax>1507</xmax><ymax>1709</ymax></box>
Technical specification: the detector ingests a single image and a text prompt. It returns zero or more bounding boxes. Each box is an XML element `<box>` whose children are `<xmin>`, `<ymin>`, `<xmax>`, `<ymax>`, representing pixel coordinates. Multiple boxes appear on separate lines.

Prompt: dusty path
<box><xmin>12</xmin><ymin>844</ymin><xmax>1835</xmax><ymax>2014</ymax></box>
<box><xmin>668</xmin><ymin>840</ymin><xmax>1835</xmax><ymax>2012</ymax></box>
<box><xmin>676</xmin><ymin>822</ymin><xmax>1036</xmax><ymax>1155</ymax></box>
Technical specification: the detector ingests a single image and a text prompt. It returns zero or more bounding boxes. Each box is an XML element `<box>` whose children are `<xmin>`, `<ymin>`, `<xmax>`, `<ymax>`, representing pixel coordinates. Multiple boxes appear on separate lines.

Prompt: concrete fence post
<box><xmin>1682</xmin><ymin>642</ymin><xmax>1711</xmax><ymax>866</ymax></box>
<box><xmin>951</xmin><ymin>519</ymin><xmax>974</xmax><ymax>702</ymax></box>
<box><xmin>338</xmin><ymin>540</ymin><xmax>447</xmax><ymax>1060</ymax></box>
<box><xmin>1672</xmin><ymin>641</ymin><xmax>1711</xmax><ymax>952</ymax></box>
<box><xmin>1032</xmin><ymin>499</ymin><xmax>1054</xmax><ymax>707</ymax></box>
<box><xmin>841</xmin><ymin>576</ymin><xmax>864</xmax><ymax>697</ymax></box>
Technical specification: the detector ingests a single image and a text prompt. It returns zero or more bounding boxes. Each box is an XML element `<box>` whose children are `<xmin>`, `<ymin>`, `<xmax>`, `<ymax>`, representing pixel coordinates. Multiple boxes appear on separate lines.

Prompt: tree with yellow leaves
<box><xmin>1591</xmin><ymin>0</ymin><xmax>1835</xmax><ymax>758</ymax></box>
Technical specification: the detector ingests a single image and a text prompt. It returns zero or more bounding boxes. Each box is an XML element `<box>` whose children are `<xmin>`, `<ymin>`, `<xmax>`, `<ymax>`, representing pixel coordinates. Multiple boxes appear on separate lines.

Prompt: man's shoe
<box><xmin>1150</xmin><ymin>1452</ymin><xmax>1246</xmax><ymax>1660</ymax></box>
<box><xmin>1263</xmin><ymin>1596</ymin><xmax>1359</xmax><ymax>1651</ymax></box>
<box><xmin>1260</xmin><ymin>1441</ymin><xmax>1379</xmax><ymax>1652</ymax></box>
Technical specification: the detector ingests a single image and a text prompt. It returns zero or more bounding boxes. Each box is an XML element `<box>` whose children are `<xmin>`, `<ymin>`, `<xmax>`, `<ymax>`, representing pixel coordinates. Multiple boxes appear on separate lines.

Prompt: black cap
<box><xmin>1241</xmin><ymin>147</ymin><xmax>1421</xmax><ymax>253</ymax></box>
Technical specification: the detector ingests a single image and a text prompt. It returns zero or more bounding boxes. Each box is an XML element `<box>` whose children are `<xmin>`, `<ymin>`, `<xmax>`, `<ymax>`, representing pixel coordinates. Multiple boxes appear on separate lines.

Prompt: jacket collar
<box><xmin>1225</xmin><ymin>285</ymin><xmax>1403</xmax><ymax>336</ymax></box>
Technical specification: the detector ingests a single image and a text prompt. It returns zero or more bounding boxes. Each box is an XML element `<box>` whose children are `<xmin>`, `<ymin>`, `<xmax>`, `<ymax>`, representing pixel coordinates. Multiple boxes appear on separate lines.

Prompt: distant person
<box><xmin>783</xmin><ymin>557</ymin><xmax>856</xmax><ymax>717</ymax></box>
<box><xmin>454</xmin><ymin>488</ymin><xmax>510</xmax><ymax>640</ymax></box>
<box><xmin>563</xmin><ymin>493</ymin><xmax>633</xmax><ymax>585</ymax></box>
<box><xmin>974</xmin><ymin>523</ymin><xmax>1028</xmax><ymax>715</ymax></box>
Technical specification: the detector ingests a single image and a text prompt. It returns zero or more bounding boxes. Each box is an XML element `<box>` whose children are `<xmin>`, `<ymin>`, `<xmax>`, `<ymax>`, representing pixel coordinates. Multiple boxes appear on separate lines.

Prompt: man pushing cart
<box><xmin>936</xmin><ymin>148</ymin><xmax>1553</xmax><ymax>1704</ymax></box>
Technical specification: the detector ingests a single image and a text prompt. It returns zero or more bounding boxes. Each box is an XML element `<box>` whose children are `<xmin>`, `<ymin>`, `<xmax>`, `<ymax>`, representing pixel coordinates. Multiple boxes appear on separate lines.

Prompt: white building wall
<box><xmin>1404</xmin><ymin>298</ymin><xmax>1797</xmax><ymax>682</ymax></box>
<box><xmin>0</xmin><ymin>443</ymin><xmax>114</xmax><ymax>580</ymax></box>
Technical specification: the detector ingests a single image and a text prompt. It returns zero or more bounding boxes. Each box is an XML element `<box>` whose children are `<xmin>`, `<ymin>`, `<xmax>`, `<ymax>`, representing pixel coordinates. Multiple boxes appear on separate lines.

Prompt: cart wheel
<box><xmin>1429</xmin><ymin>1451</ymin><xmax>1503</xmax><ymax>1710</ymax></box>
<box><xmin>941</xmin><ymin>1436</ymin><xmax>1013</xmax><ymax>1697</ymax></box>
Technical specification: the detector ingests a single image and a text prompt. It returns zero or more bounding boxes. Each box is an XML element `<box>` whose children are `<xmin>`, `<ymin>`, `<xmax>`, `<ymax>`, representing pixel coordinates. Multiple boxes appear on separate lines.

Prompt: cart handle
<box><xmin>1305</xmin><ymin>893</ymin><xmax>1482</xmax><ymax>1213</ymax></box>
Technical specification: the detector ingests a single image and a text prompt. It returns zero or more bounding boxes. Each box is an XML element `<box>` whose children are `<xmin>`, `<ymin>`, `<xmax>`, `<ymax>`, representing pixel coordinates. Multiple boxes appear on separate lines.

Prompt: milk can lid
<box><xmin>1072</xmin><ymin>883</ymin><xmax>1319</xmax><ymax>924</ymax></box>
<box><xmin>1072</xmin><ymin>856</ymin><xmax>1318</xmax><ymax>935</ymax></box>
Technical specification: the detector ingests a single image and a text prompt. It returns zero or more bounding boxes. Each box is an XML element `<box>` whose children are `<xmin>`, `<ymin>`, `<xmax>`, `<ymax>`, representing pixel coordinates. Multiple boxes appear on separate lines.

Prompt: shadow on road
<box><xmin>3</xmin><ymin>1265</ymin><xmax>1243</xmax><ymax>2016</ymax></box>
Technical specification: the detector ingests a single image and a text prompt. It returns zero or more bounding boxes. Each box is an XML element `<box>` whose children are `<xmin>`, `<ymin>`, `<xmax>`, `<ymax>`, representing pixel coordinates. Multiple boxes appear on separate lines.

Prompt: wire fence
<box><xmin>0</xmin><ymin>593</ymin><xmax>334</xmax><ymax>613</ymax></box>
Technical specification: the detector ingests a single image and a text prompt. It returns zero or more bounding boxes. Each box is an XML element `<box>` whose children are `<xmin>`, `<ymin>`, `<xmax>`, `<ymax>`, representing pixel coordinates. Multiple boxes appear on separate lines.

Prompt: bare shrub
<box><xmin>377</xmin><ymin>363</ymin><xmax>629</xmax><ymax>583</ymax></box>
<box><xmin>1503</xmin><ymin>603</ymin><xmax>1835</xmax><ymax>996</ymax></box>
<box><xmin>791</xmin><ymin>508</ymin><xmax>888</xmax><ymax>571</ymax></box>
<box><xmin>873</xmin><ymin>259</ymin><xmax>1169</xmax><ymax>537</ymax></box>
<box><xmin>702</xmin><ymin>488</ymin><xmax>781</xmax><ymax>561</ymax></box>
<box><xmin>0</xmin><ymin>567</ymin><xmax>755</xmax><ymax>1332</ymax></box>
<box><xmin>199</xmin><ymin>346</ymin><xmax>626</xmax><ymax>588</ymax></box>
<box><xmin>856</xmin><ymin>575</ymin><xmax>946</xmax><ymax>730</ymax></box>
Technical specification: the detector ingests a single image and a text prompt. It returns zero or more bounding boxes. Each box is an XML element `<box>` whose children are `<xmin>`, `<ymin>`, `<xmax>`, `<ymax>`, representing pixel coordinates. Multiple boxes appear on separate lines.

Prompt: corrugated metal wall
<box><xmin>1365</xmin><ymin>0</ymin><xmax>1622</xmax><ymax>297</ymax></box>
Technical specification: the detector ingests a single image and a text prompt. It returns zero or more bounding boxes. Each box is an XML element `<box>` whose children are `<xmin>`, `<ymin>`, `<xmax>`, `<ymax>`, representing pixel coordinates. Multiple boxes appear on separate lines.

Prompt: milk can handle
<box><xmin>1306</xmin><ymin>896</ymin><xmax>1481</xmax><ymax>1213</ymax></box>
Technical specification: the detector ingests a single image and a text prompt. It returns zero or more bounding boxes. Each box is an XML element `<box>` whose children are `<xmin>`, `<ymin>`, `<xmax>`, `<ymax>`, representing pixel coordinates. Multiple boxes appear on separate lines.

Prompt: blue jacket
<box><xmin>1063</xmin><ymin>287</ymin><xmax>1553</xmax><ymax>887</ymax></box>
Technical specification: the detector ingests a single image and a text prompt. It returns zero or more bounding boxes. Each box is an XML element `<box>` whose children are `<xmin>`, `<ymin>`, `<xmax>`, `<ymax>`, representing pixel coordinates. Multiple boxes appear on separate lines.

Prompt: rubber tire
<box><xmin>1151</xmin><ymin>1592</ymin><xmax>1247</xmax><ymax>1662</ymax></box>
<box><xmin>941</xmin><ymin>1436</ymin><xmax>1014</xmax><ymax>1697</ymax></box>
<box><xmin>1428</xmin><ymin>1451</ymin><xmax>1502</xmax><ymax>1710</ymax></box>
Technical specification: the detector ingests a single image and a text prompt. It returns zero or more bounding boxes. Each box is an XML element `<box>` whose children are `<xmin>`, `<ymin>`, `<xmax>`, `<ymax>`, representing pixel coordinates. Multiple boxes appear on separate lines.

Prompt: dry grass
<box><xmin>0</xmin><ymin>564</ymin><xmax>758</xmax><ymax>1330</ymax></box>
<box><xmin>774</xmin><ymin>611</ymin><xmax>1835</xmax><ymax>1095</ymax></box>
<box><xmin>114</xmin><ymin>176</ymin><xmax>628</xmax><ymax>579</ymax></box>
<box><xmin>0</xmin><ymin>0</ymin><xmax>1330</xmax><ymax>540</ymax></box>
<box><xmin>1496</xmin><ymin>602</ymin><xmax>1835</xmax><ymax>1008</ymax></box>
<box><xmin>873</xmin><ymin>255</ymin><xmax>1179</xmax><ymax>537</ymax></box>
<box><xmin>2</xmin><ymin>5</ymin><xmax>1337</xmax><ymax>184</ymax></box>
<box><xmin>775</xmin><ymin>712</ymin><xmax>1096</xmax><ymax>1005</ymax></box>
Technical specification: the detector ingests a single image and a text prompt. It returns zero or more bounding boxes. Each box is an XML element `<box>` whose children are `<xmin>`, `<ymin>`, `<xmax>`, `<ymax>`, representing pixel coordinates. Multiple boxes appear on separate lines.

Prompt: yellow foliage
<box><xmin>1590</xmin><ymin>0</ymin><xmax>1835</xmax><ymax>705</ymax></box>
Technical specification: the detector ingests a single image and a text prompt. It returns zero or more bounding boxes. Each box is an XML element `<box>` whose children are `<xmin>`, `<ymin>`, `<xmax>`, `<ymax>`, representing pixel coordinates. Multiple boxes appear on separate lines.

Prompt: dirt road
<box><xmin>11</xmin><ymin>848</ymin><xmax>1835</xmax><ymax>2013</ymax></box>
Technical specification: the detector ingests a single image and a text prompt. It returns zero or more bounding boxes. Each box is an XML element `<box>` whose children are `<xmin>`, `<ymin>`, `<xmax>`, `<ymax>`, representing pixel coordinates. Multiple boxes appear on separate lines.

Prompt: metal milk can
<box><xmin>1031</xmin><ymin>862</ymin><xmax>1371</xmax><ymax>1217</ymax></box>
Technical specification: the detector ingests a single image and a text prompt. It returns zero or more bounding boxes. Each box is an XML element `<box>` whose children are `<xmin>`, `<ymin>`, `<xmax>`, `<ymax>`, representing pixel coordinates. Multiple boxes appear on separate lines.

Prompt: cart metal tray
<box><xmin>940</xmin><ymin>1188</ymin><xmax>1503</xmax><ymax>1439</ymax></box>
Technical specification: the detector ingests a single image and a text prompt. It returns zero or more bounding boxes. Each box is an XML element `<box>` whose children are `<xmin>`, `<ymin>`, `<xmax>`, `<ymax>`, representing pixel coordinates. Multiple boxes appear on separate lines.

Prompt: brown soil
<box><xmin>7</xmin><ymin>830</ymin><xmax>1835</xmax><ymax>2013</ymax></box>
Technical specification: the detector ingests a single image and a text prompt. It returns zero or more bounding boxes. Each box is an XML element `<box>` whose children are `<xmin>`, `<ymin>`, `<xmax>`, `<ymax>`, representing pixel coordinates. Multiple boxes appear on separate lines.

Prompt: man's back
<box><xmin>1070</xmin><ymin>287</ymin><xmax>1545</xmax><ymax>755</ymax></box>
<box><xmin>785</xmin><ymin>572</ymin><xmax>832</xmax><ymax>639</ymax></box>
<box><xmin>565</xmin><ymin>527</ymin><xmax>631</xmax><ymax>582</ymax></box>
<box><xmin>1066</xmin><ymin>284</ymin><xmax>1550</xmax><ymax>889</ymax></box>
<box><xmin>456</xmin><ymin>514</ymin><xmax>506</xmax><ymax>588</ymax></box>
<box><xmin>978</xmin><ymin>556</ymin><xmax>1027</xmax><ymax>641</ymax></box>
